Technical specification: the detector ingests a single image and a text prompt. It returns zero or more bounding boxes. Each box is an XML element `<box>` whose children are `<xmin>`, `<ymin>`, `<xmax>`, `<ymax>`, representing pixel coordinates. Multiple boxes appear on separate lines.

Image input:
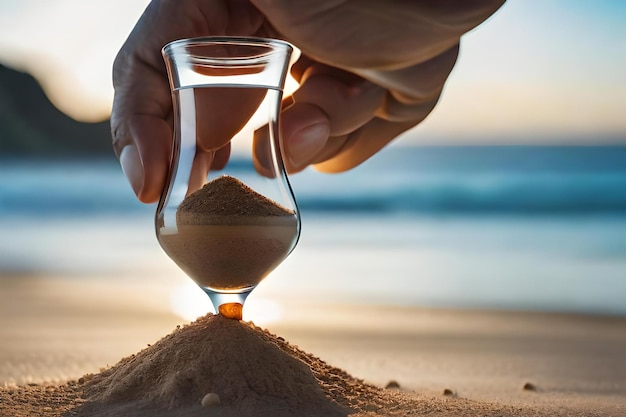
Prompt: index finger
<box><xmin>111</xmin><ymin>58</ymin><xmax>173</xmax><ymax>202</ymax></box>
<box><xmin>111</xmin><ymin>0</ymin><xmax>267</xmax><ymax>203</ymax></box>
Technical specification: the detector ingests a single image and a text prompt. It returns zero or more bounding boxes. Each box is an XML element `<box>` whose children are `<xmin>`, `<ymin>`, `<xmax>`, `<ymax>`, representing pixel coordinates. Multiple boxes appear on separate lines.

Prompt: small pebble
<box><xmin>522</xmin><ymin>382</ymin><xmax>537</xmax><ymax>391</ymax></box>
<box><xmin>443</xmin><ymin>388</ymin><xmax>455</xmax><ymax>396</ymax></box>
<box><xmin>201</xmin><ymin>392</ymin><xmax>221</xmax><ymax>407</ymax></box>
<box><xmin>385</xmin><ymin>380</ymin><xmax>401</xmax><ymax>389</ymax></box>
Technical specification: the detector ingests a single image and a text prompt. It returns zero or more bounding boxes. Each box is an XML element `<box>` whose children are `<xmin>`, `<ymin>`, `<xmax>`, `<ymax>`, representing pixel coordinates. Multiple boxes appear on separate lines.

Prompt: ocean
<box><xmin>1</xmin><ymin>145</ymin><xmax>625</xmax><ymax>317</ymax></box>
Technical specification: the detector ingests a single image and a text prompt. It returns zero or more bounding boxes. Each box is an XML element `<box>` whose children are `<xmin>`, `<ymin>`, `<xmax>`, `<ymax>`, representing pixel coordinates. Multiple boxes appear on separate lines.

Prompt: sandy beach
<box><xmin>0</xmin><ymin>273</ymin><xmax>624</xmax><ymax>416</ymax></box>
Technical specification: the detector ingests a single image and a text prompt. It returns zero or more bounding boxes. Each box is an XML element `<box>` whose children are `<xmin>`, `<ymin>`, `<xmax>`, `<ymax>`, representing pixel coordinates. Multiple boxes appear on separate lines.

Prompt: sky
<box><xmin>0</xmin><ymin>0</ymin><xmax>625</xmax><ymax>145</ymax></box>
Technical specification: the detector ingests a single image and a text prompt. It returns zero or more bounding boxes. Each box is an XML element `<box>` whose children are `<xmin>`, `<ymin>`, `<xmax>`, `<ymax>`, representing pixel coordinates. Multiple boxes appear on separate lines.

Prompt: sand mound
<box><xmin>79</xmin><ymin>314</ymin><xmax>395</xmax><ymax>416</ymax></box>
<box><xmin>0</xmin><ymin>314</ymin><xmax>546</xmax><ymax>417</ymax></box>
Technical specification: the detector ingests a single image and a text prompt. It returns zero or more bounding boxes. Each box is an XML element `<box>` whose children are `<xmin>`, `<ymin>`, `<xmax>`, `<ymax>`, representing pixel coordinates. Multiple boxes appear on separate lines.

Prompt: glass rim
<box><xmin>162</xmin><ymin>36</ymin><xmax>295</xmax><ymax>58</ymax></box>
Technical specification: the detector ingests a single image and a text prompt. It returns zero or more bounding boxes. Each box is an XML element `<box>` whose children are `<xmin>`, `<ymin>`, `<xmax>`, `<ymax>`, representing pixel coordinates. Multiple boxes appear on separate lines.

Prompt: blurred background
<box><xmin>1</xmin><ymin>0</ymin><xmax>625</xmax><ymax>327</ymax></box>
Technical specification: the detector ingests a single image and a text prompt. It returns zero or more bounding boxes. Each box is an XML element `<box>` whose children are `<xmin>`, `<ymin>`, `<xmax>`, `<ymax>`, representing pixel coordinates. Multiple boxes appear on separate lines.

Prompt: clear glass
<box><xmin>158</xmin><ymin>37</ymin><xmax>300</xmax><ymax>320</ymax></box>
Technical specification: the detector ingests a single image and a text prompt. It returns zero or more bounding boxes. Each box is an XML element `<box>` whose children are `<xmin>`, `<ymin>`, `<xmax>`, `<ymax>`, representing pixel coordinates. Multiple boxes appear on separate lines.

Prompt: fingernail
<box><xmin>120</xmin><ymin>144</ymin><xmax>144</xmax><ymax>196</ymax></box>
<box><xmin>287</xmin><ymin>122</ymin><xmax>329</xmax><ymax>169</ymax></box>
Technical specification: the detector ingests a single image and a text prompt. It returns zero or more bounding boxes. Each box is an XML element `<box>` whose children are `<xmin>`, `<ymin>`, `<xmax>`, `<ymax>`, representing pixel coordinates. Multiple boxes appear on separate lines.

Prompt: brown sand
<box><xmin>176</xmin><ymin>175</ymin><xmax>295</xmax><ymax>222</ymax></box>
<box><xmin>1</xmin><ymin>276</ymin><xmax>624</xmax><ymax>416</ymax></box>
<box><xmin>158</xmin><ymin>175</ymin><xmax>298</xmax><ymax>291</ymax></box>
<box><xmin>0</xmin><ymin>314</ymin><xmax>548</xmax><ymax>417</ymax></box>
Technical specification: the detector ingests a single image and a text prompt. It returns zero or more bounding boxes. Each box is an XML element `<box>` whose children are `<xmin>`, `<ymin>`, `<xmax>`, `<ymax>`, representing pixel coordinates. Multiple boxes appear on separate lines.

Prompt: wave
<box><xmin>293</xmin><ymin>174</ymin><xmax>626</xmax><ymax>215</ymax></box>
<box><xmin>2</xmin><ymin>173</ymin><xmax>626</xmax><ymax>217</ymax></box>
<box><xmin>2</xmin><ymin>147</ymin><xmax>626</xmax><ymax>217</ymax></box>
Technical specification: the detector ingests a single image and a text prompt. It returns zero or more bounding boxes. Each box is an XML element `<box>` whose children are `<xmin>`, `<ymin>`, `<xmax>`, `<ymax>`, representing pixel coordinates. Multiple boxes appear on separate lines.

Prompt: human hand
<box><xmin>112</xmin><ymin>0</ymin><xmax>505</xmax><ymax>203</ymax></box>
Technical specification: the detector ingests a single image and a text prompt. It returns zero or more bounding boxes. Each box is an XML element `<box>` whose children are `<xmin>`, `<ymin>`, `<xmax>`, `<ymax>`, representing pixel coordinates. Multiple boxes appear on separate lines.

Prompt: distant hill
<box><xmin>0</xmin><ymin>63</ymin><xmax>112</xmax><ymax>156</ymax></box>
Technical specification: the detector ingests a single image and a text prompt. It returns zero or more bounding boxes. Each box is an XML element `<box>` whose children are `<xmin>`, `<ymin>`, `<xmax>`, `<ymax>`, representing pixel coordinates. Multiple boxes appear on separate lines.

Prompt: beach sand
<box><xmin>0</xmin><ymin>274</ymin><xmax>625</xmax><ymax>416</ymax></box>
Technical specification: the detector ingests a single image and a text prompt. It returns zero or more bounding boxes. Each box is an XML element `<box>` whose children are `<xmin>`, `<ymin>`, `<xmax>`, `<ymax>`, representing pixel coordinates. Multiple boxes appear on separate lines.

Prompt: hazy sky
<box><xmin>0</xmin><ymin>0</ymin><xmax>624</xmax><ymax>144</ymax></box>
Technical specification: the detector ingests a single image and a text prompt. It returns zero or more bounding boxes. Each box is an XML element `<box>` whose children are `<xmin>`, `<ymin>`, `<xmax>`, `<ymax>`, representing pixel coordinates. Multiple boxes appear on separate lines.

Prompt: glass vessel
<box><xmin>157</xmin><ymin>37</ymin><xmax>300</xmax><ymax>320</ymax></box>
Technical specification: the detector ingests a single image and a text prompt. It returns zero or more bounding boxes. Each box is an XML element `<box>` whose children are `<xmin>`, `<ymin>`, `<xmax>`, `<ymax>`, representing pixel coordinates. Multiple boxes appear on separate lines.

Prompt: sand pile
<box><xmin>176</xmin><ymin>175</ymin><xmax>295</xmax><ymax>222</ymax></box>
<box><xmin>0</xmin><ymin>314</ymin><xmax>544</xmax><ymax>417</ymax></box>
<box><xmin>79</xmin><ymin>314</ymin><xmax>394</xmax><ymax>416</ymax></box>
<box><xmin>158</xmin><ymin>175</ymin><xmax>298</xmax><ymax>295</ymax></box>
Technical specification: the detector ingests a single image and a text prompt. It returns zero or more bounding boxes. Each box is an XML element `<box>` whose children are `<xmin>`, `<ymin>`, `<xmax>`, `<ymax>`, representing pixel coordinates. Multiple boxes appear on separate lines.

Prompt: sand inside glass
<box><xmin>158</xmin><ymin>175</ymin><xmax>298</xmax><ymax>291</ymax></box>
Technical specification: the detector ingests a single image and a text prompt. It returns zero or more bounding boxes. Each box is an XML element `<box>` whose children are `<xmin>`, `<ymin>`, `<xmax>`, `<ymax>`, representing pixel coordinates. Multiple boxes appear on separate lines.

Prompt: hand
<box><xmin>112</xmin><ymin>0</ymin><xmax>505</xmax><ymax>203</ymax></box>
